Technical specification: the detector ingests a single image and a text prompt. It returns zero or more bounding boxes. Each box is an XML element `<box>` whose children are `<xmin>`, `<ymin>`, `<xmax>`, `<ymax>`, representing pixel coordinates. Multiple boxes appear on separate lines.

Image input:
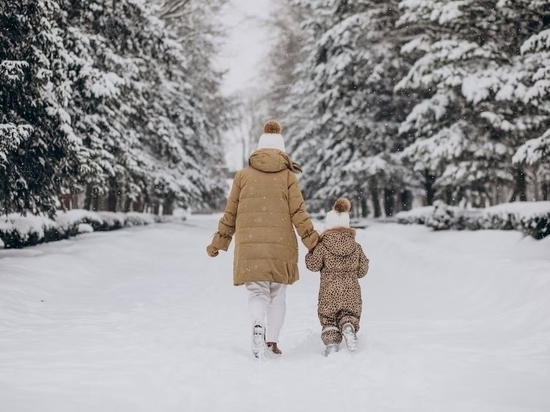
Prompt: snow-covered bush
<box><xmin>77</xmin><ymin>224</ymin><xmax>94</xmax><ymax>234</ymax></box>
<box><xmin>0</xmin><ymin>210</ymin><xmax>161</xmax><ymax>249</ymax></box>
<box><xmin>125</xmin><ymin>213</ymin><xmax>156</xmax><ymax>227</ymax></box>
<box><xmin>0</xmin><ymin>214</ymin><xmax>59</xmax><ymax>249</ymax></box>
<box><xmin>480</xmin><ymin>202</ymin><xmax>550</xmax><ymax>240</ymax></box>
<box><xmin>425</xmin><ymin>202</ymin><xmax>482</xmax><ymax>231</ymax></box>
<box><xmin>396</xmin><ymin>206</ymin><xmax>435</xmax><ymax>225</ymax></box>
<box><xmin>55</xmin><ymin>210</ymin><xmax>104</xmax><ymax>233</ymax></box>
<box><xmin>396</xmin><ymin>201</ymin><xmax>550</xmax><ymax>239</ymax></box>
<box><xmin>96</xmin><ymin>212</ymin><xmax>127</xmax><ymax>230</ymax></box>
<box><xmin>425</xmin><ymin>201</ymin><xmax>455</xmax><ymax>231</ymax></box>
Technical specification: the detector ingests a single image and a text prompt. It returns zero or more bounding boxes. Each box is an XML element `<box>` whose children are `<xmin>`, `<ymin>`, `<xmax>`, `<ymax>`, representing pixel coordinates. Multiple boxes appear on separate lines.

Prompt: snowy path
<box><xmin>1</xmin><ymin>216</ymin><xmax>549</xmax><ymax>412</ymax></box>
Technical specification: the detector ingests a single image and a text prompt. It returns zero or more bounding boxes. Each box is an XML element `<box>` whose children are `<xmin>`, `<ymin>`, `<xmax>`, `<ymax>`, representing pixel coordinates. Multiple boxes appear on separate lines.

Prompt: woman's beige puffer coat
<box><xmin>207</xmin><ymin>148</ymin><xmax>319</xmax><ymax>286</ymax></box>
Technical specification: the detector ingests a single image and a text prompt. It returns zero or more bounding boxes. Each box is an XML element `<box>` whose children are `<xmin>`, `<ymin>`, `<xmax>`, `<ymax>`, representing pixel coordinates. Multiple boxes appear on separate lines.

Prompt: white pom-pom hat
<box><xmin>257</xmin><ymin>120</ymin><xmax>285</xmax><ymax>152</ymax></box>
<box><xmin>324</xmin><ymin>198</ymin><xmax>351</xmax><ymax>231</ymax></box>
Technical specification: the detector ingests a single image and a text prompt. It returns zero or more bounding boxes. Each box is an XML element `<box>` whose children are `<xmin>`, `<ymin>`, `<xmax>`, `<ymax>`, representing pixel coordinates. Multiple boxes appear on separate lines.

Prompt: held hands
<box><xmin>206</xmin><ymin>244</ymin><xmax>219</xmax><ymax>257</ymax></box>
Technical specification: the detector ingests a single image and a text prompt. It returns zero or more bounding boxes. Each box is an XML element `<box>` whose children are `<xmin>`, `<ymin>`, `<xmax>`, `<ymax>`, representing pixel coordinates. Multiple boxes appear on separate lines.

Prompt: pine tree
<box><xmin>397</xmin><ymin>0</ymin><xmax>549</xmax><ymax>206</ymax></box>
<box><xmin>284</xmin><ymin>0</ymin><xmax>411</xmax><ymax>216</ymax></box>
<box><xmin>0</xmin><ymin>0</ymin><xmax>87</xmax><ymax>215</ymax></box>
<box><xmin>513</xmin><ymin>20</ymin><xmax>550</xmax><ymax>201</ymax></box>
<box><xmin>263</xmin><ymin>0</ymin><xmax>308</xmax><ymax>121</ymax></box>
<box><xmin>154</xmin><ymin>0</ymin><xmax>228</xmax><ymax>211</ymax></box>
<box><xmin>1</xmin><ymin>0</ymin><xmax>228</xmax><ymax>215</ymax></box>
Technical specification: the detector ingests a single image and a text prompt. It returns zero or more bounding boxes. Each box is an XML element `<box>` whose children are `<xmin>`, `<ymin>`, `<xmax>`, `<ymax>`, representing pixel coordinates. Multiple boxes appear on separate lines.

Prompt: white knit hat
<box><xmin>257</xmin><ymin>120</ymin><xmax>286</xmax><ymax>152</ymax></box>
<box><xmin>324</xmin><ymin>198</ymin><xmax>351</xmax><ymax>231</ymax></box>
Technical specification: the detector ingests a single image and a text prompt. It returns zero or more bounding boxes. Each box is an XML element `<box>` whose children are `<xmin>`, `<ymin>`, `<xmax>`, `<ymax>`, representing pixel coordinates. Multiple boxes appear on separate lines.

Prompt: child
<box><xmin>206</xmin><ymin>120</ymin><xmax>319</xmax><ymax>359</ymax></box>
<box><xmin>305</xmin><ymin>198</ymin><xmax>369</xmax><ymax>356</ymax></box>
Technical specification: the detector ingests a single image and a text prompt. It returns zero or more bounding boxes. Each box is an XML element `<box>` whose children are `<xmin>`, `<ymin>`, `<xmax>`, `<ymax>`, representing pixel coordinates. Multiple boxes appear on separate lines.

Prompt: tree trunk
<box><xmin>542</xmin><ymin>182</ymin><xmax>549</xmax><ymax>201</ymax></box>
<box><xmin>360</xmin><ymin>196</ymin><xmax>369</xmax><ymax>218</ymax></box>
<box><xmin>123</xmin><ymin>197</ymin><xmax>132</xmax><ymax>213</ymax></box>
<box><xmin>509</xmin><ymin>167</ymin><xmax>527</xmax><ymax>202</ymax></box>
<box><xmin>383</xmin><ymin>188</ymin><xmax>396</xmax><ymax>217</ymax></box>
<box><xmin>107</xmin><ymin>186</ymin><xmax>117</xmax><ymax>212</ymax></box>
<box><xmin>423</xmin><ymin>170</ymin><xmax>436</xmax><ymax>205</ymax></box>
<box><xmin>444</xmin><ymin>188</ymin><xmax>454</xmax><ymax>205</ymax></box>
<box><xmin>72</xmin><ymin>192</ymin><xmax>79</xmax><ymax>209</ymax></box>
<box><xmin>399</xmin><ymin>190</ymin><xmax>412</xmax><ymax>212</ymax></box>
<box><xmin>162</xmin><ymin>194</ymin><xmax>175</xmax><ymax>215</ymax></box>
<box><xmin>84</xmin><ymin>185</ymin><xmax>93</xmax><ymax>210</ymax></box>
<box><xmin>370</xmin><ymin>183</ymin><xmax>382</xmax><ymax>218</ymax></box>
<box><xmin>92</xmin><ymin>189</ymin><xmax>100</xmax><ymax>212</ymax></box>
<box><xmin>133</xmin><ymin>196</ymin><xmax>144</xmax><ymax>213</ymax></box>
<box><xmin>533</xmin><ymin>171</ymin><xmax>541</xmax><ymax>201</ymax></box>
<box><xmin>153</xmin><ymin>201</ymin><xmax>160</xmax><ymax>215</ymax></box>
<box><xmin>61</xmin><ymin>194</ymin><xmax>72</xmax><ymax>211</ymax></box>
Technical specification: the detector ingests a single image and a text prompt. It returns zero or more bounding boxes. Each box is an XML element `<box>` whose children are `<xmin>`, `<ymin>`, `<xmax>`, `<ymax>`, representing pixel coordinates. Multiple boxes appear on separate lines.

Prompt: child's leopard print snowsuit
<box><xmin>305</xmin><ymin>228</ymin><xmax>369</xmax><ymax>345</ymax></box>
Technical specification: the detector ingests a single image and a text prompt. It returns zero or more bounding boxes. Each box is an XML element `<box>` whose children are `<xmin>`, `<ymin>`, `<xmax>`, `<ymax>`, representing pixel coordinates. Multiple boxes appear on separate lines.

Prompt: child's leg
<box><xmin>338</xmin><ymin>314</ymin><xmax>360</xmax><ymax>333</ymax></box>
<box><xmin>338</xmin><ymin>281</ymin><xmax>362</xmax><ymax>333</ymax></box>
<box><xmin>245</xmin><ymin>282</ymin><xmax>271</xmax><ymax>326</ymax></box>
<box><xmin>319</xmin><ymin>313</ymin><xmax>343</xmax><ymax>346</ymax></box>
<box><xmin>266</xmin><ymin>282</ymin><xmax>287</xmax><ymax>343</ymax></box>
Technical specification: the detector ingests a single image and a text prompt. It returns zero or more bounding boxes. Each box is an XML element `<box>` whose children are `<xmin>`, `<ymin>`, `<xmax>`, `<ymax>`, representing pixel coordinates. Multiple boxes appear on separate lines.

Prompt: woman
<box><xmin>206</xmin><ymin>120</ymin><xmax>319</xmax><ymax>359</ymax></box>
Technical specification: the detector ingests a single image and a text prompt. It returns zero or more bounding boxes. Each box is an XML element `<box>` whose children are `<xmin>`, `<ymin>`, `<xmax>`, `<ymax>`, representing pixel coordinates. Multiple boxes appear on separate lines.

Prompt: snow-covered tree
<box><xmin>0</xmin><ymin>0</ymin><xmax>87</xmax><ymax>215</ymax></box>
<box><xmin>154</xmin><ymin>0</ymin><xmax>229</xmax><ymax>211</ymax></box>
<box><xmin>64</xmin><ymin>0</ymin><xmax>228</xmax><ymax>212</ymax></box>
<box><xmin>513</xmin><ymin>25</ymin><xmax>550</xmax><ymax>200</ymax></box>
<box><xmin>397</xmin><ymin>0</ymin><xmax>550</xmax><ymax>206</ymax></box>
<box><xmin>1</xmin><ymin>0</ymin><xmax>228</xmax><ymax>215</ymax></box>
<box><xmin>263</xmin><ymin>0</ymin><xmax>308</xmax><ymax>122</ymax></box>
<box><xmin>284</xmin><ymin>0</ymin><xmax>411</xmax><ymax>216</ymax></box>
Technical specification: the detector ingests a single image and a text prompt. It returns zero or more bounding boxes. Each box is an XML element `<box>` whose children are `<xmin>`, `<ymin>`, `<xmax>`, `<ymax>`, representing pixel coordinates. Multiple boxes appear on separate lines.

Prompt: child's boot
<box><xmin>342</xmin><ymin>323</ymin><xmax>358</xmax><ymax>352</ymax></box>
<box><xmin>252</xmin><ymin>324</ymin><xmax>267</xmax><ymax>359</ymax></box>
<box><xmin>323</xmin><ymin>343</ymin><xmax>340</xmax><ymax>357</ymax></box>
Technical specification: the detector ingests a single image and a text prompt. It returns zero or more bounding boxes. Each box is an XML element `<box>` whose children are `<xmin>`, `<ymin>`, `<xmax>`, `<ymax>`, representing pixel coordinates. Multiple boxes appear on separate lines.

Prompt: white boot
<box><xmin>251</xmin><ymin>323</ymin><xmax>267</xmax><ymax>359</ymax></box>
<box><xmin>342</xmin><ymin>323</ymin><xmax>358</xmax><ymax>352</ymax></box>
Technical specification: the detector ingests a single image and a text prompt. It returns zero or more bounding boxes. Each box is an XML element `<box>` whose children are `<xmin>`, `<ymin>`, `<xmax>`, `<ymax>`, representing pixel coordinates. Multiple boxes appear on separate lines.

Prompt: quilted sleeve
<box><xmin>288</xmin><ymin>172</ymin><xmax>319</xmax><ymax>251</ymax></box>
<box><xmin>305</xmin><ymin>244</ymin><xmax>325</xmax><ymax>272</ymax></box>
<box><xmin>357</xmin><ymin>244</ymin><xmax>369</xmax><ymax>278</ymax></box>
<box><xmin>209</xmin><ymin>171</ymin><xmax>242</xmax><ymax>252</ymax></box>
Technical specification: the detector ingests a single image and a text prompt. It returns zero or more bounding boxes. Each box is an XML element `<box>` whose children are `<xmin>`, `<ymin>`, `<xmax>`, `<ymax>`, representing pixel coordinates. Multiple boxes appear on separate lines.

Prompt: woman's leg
<box><xmin>266</xmin><ymin>283</ymin><xmax>287</xmax><ymax>343</ymax></box>
<box><xmin>246</xmin><ymin>282</ymin><xmax>272</xmax><ymax>358</ymax></box>
<box><xmin>245</xmin><ymin>281</ymin><xmax>270</xmax><ymax>326</ymax></box>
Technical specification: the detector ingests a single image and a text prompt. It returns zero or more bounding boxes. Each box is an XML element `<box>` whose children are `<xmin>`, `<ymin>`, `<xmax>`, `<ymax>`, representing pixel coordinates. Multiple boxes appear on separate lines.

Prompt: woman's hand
<box><xmin>206</xmin><ymin>244</ymin><xmax>219</xmax><ymax>257</ymax></box>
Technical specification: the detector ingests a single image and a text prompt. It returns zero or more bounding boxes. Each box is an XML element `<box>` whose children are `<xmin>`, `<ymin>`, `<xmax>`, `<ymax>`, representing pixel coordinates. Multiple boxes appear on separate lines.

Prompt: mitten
<box><xmin>206</xmin><ymin>244</ymin><xmax>219</xmax><ymax>257</ymax></box>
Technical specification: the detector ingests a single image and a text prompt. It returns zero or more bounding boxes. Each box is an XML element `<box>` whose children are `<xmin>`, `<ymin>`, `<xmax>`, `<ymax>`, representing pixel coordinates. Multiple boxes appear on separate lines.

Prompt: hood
<box><xmin>321</xmin><ymin>228</ymin><xmax>357</xmax><ymax>257</ymax></box>
<box><xmin>249</xmin><ymin>149</ymin><xmax>301</xmax><ymax>174</ymax></box>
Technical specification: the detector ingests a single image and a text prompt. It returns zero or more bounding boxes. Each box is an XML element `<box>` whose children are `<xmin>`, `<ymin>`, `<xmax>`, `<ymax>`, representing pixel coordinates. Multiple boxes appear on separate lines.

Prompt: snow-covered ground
<box><xmin>1</xmin><ymin>215</ymin><xmax>549</xmax><ymax>412</ymax></box>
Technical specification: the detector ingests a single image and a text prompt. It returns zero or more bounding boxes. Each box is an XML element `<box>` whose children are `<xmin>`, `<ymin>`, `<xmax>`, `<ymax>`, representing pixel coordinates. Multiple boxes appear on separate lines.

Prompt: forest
<box><xmin>1</xmin><ymin>0</ymin><xmax>228</xmax><ymax>216</ymax></box>
<box><xmin>1</xmin><ymin>0</ymin><xmax>549</xmax><ymax>218</ymax></box>
<box><xmin>257</xmin><ymin>0</ymin><xmax>550</xmax><ymax>217</ymax></box>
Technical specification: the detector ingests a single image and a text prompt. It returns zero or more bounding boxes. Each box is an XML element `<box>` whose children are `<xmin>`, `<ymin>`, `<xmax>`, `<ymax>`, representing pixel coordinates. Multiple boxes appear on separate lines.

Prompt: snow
<box><xmin>513</xmin><ymin>130</ymin><xmax>550</xmax><ymax>165</ymax></box>
<box><xmin>77</xmin><ymin>223</ymin><xmax>94</xmax><ymax>234</ymax></box>
<box><xmin>483</xmin><ymin>201</ymin><xmax>550</xmax><ymax>219</ymax></box>
<box><xmin>396</xmin><ymin>206</ymin><xmax>435</xmax><ymax>224</ymax></box>
<box><xmin>521</xmin><ymin>29</ymin><xmax>550</xmax><ymax>54</ymax></box>
<box><xmin>1</xmin><ymin>215</ymin><xmax>549</xmax><ymax>411</ymax></box>
<box><xmin>55</xmin><ymin>209</ymin><xmax>103</xmax><ymax>230</ymax></box>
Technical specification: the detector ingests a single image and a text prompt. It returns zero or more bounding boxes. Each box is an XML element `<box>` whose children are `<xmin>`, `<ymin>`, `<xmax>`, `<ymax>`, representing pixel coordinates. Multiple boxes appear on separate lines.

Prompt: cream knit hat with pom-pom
<box><xmin>324</xmin><ymin>198</ymin><xmax>351</xmax><ymax>231</ymax></box>
<box><xmin>257</xmin><ymin>120</ymin><xmax>285</xmax><ymax>152</ymax></box>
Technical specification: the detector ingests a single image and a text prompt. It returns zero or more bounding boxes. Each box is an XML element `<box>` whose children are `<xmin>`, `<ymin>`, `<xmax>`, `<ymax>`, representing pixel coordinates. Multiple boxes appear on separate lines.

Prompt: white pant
<box><xmin>245</xmin><ymin>281</ymin><xmax>287</xmax><ymax>343</ymax></box>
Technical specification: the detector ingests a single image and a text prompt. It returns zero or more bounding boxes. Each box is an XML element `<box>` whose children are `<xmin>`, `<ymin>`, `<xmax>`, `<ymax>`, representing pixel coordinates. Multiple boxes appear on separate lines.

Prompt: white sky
<box><xmin>217</xmin><ymin>0</ymin><xmax>275</xmax><ymax>96</ymax></box>
<box><xmin>216</xmin><ymin>0</ymin><xmax>276</xmax><ymax>170</ymax></box>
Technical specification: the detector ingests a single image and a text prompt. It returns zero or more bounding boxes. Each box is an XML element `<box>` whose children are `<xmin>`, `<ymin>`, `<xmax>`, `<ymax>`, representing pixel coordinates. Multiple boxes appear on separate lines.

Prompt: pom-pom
<box><xmin>263</xmin><ymin>120</ymin><xmax>282</xmax><ymax>134</ymax></box>
<box><xmin>334</xmin><ymin>197</ymin><xmax>351</xmax><ymax>213</ymax></box>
